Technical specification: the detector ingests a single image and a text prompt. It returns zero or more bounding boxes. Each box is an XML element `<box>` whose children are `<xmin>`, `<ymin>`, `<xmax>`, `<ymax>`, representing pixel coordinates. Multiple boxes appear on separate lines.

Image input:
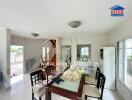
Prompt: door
<box><xmin>10</xmin><ymin>45</ymin><xmax>24</xmax><ymax>84</ymax></box>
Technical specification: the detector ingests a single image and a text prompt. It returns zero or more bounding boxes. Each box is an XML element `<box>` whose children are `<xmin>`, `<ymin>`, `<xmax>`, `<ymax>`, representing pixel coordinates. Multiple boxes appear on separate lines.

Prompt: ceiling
<box><xmin>0</xmin><ymin>0</ymin><xmax>132</xmax><ymax>38</ymax></box>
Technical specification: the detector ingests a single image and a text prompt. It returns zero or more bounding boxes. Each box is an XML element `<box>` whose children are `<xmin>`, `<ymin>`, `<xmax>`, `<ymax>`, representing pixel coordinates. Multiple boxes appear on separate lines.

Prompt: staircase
<box><xmin>39</xmin><ymin>39</ymin><xmax>56</xmax><ymax>70</ymax></box>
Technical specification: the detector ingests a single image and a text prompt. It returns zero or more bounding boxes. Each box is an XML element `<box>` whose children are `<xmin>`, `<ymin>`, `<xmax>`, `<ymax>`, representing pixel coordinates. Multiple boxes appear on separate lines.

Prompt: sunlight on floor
<box><xmin>11</xmin><ymin>74</ymin><xmax>23</xmax><ymax>85</ymax></box>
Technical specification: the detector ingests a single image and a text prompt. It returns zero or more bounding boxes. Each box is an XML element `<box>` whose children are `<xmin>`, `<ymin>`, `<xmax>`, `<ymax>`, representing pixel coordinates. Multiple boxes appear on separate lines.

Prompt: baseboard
<box><xmin>104</xmin><ymin>88</ymin><xmax>124</xmax><ymax>100</ymax></box>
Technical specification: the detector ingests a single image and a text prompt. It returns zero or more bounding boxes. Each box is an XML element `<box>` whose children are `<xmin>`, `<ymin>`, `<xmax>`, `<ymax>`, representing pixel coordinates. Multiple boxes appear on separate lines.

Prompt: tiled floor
<box><xmin>126</xmin><ymin>74</ymin><xmax>132</xmax><ymax>90</ymax></box>
<box><xmin>0</xmin><ymin>74</ymin><xmax>122</xmax><ymax>100</ymax></box>
<box><xmin>10</xmin><ymin>63</ymin><xmax>23</xmax><ymax>77</ymax></box>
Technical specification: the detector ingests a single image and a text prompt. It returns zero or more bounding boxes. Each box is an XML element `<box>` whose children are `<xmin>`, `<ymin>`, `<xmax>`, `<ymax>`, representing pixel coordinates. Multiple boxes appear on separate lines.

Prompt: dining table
<box><xmin>45</xmin><ymin>67</ymin><xmax>85</xmax><ymax>100</ymax></box>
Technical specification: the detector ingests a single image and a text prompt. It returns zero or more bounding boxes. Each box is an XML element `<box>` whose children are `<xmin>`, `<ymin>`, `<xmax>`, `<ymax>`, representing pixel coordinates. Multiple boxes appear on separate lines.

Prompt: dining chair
<box><xmin>83</xmin><ymin>73</ymin><xmax>106</xmax><ymax>100</ymax></box>
<box><xmin>85</xmin><ymin>67</ymin><xmax>100</xmax><ymax>85</ymax></box>
<box><xmin>30</xmin><ymin>70</ymin><xmax>46</xmax><ymax>100</ymax></box>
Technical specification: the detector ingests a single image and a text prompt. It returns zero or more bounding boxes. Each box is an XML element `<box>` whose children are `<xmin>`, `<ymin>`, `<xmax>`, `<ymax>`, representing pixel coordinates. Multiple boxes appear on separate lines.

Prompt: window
<box><xmin>42</xmin><ymin>47</ymin><xmax>50</xmax><ymax>60</ymax></box>
<box><xmin>118</xmin><ymin>41</ymin><xmax>124</xmax><ymax>82</ymax></box>
<box><xmin>42</xmin><ymin>47</ymin><xmax>46</xmax><ymax>58</ymax></box>
<box><xmin>118</xmin><ymin>39</ymin><xmax>132</xmax><ymax>90</ymax></box>
<box><xmin>77</xmin><ymin>45</ymin><xmax>91</xmax><ymax>62</ymax></box>
<box><xmin>124</xmin><ymin>39</ymin><xmax>132</xmax><ymax>89</ymax></box>
<box><xmin>81</xmin><ymin>47</ymin><xmax>89</xmax><ymax>56</ymax></box>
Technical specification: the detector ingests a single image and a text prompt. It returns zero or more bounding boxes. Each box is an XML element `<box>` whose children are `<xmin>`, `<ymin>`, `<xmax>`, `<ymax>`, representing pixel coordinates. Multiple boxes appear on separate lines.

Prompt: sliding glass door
<box><xmin>118</xmin><ymin>41</ymin><xmax>124</xmax><ymax>83</ymax></box>
<box><xmin>124</xmin><ymin>39</ymin><xmax>132</xmax><ymax>89</ymax></box>
<box><xmin>117</xmin><ymin>39</ymin><xmax>132</xmax><ymax>90</ymax></box>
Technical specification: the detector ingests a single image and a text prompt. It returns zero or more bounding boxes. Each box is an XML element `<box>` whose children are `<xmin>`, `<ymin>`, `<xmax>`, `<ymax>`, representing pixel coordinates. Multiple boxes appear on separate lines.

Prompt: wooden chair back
<box><xmin>95</xmin><ymin>67</ymin><xmax>100</xmax><ymax>80</ymax></box>
<box><xmin>97</xmin><ymin>73</ymin><xmax>106</xmax><ymax>99</ymax></box>
<box><xmin>30</xmin><ymin>70</ymin><xmax>46</xmax><ymax>86</ymax></box>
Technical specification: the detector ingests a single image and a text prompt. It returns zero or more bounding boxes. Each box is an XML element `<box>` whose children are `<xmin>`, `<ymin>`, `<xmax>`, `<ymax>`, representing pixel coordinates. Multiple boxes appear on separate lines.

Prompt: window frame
<box><xmin>77</xmin><ymin>44</ymin><xmax>91</xmax><ymax>62</ymax></box>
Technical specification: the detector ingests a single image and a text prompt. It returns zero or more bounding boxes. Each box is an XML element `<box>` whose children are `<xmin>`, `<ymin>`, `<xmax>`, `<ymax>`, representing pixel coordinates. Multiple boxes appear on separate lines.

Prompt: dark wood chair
<box><xmin>85</xmin><ymin>67</ymin><xmax>101</xmax><ymax>85</ymax></box>
<box><xmin>83</xmin><ymin>73</ymin><xmax>106</xmax><ymax>100</ymax></box>
<box><xmin>30</xmin><ymin>70</ymin><xmax>46</xmax><ymax>100</ymax></box>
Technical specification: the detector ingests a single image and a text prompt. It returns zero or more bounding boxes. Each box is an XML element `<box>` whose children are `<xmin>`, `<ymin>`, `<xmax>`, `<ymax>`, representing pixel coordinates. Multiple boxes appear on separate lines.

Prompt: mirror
<box><xmin>61</xmin><ymin>45</ymin><xmax>71</xmax><ymax>63</ymax></box>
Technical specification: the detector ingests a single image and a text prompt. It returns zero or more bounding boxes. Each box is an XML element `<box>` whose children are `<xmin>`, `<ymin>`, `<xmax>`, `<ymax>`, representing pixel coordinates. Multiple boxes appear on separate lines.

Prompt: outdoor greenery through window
<box><xmin>118</xmin><ymin>39</ymin><xmax>132</xmax><ymax>90</ymax></box>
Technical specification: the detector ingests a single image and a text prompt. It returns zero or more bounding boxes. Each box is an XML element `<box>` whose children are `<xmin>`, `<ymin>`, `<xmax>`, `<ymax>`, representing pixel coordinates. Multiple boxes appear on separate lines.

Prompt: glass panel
<box><xmin>81</xmin><ymin>47</ymin><xmax>89</xmax><ymax>56</ymax></box>
<box><xmin>42</xmin><ymin>47</ymin><xmax>45</xmax><ymax>58</ymax></box>
<box><xmin>52</xmin><ymin>78</ymin><xmax>81</xmax><ymax>92</ymax></box>
<box><xmin>42</xmin><ymin>47</ymin><xmax>49</xmax><ymax>60</ymax></box>
<box><xmin>118</xmin><ymin>42</ymin><xmax>124</xmax><ymax>82</ymax></box>
<box><xmin>47</xmin><ymin>47</ymin><xmax>49</xmax><ymax>60</ymax></box>
<box><xmin>124</xmin><ymin>39</ymin><xmax>132</xmax><ymax>90</ymax></box>
<box><xmin>118</xmin><ymin>39</ymin><xmax>132</xmax><ymax>91</ymax></box>
<box><xmin>47</xmin><ymin>47</ymin><xmax>49</xmax><ymax>54</ymax></box>
<box><xmin>125</xmin><ymin>39</ymin><xmax>132</xmax><ymax>48</ymax></box>
<box><xmin>77</xmin><ymin>45</ymin><xmax>91</xmax><ymax>62</ymax></box>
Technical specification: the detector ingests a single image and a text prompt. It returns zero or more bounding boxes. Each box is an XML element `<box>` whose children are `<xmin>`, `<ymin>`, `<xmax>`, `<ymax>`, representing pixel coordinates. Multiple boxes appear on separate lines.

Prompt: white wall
<box><xmin>0</xmin><ymin>29</ymin><xmax>10</xmax><ymax>88</ymax></box>
<box><xmin>108</xmin><ymin>18</ymin><xmax>132</xmax><ymax>100</ymax></box>
<box><xmin>60</xmin><ymin>34</ymin><xmax>109</xmax><ymax>65</ymax></box>
<box><xmin>11</xmin><ymin>35</ymin><xmax>47</xmax><ymax>73</ymax></box>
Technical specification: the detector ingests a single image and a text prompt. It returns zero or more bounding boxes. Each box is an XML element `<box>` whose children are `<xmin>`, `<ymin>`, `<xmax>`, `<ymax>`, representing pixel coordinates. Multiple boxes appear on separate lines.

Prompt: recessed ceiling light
<box><xmin>31</xmin><ymin>33</ymin><xmax>39</xmax><ymax>37</ymax></box>
<box><xmin>69</xmin><ymin>21</ymin><xmax>81</xmax><ymax>28</ymax></box>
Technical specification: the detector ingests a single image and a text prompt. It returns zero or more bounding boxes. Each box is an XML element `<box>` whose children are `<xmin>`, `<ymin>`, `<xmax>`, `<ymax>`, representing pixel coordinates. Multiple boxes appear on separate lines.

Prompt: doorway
<box><xmin>10</xmin><ymin>45</ymin><xmax>24</xmax><ymax>84</ymax></box>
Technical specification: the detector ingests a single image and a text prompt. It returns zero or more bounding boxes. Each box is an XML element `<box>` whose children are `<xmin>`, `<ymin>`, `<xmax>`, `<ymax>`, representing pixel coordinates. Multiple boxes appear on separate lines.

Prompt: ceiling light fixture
<box><xmin>31</xmin><ymin>33</ymin><xmax>39</xmax><ymax>37</ymax></box>
<box><xmin>69</xmin><ymin>21</ymin><xmax>81</xmax><ymax>28</ymax></box>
